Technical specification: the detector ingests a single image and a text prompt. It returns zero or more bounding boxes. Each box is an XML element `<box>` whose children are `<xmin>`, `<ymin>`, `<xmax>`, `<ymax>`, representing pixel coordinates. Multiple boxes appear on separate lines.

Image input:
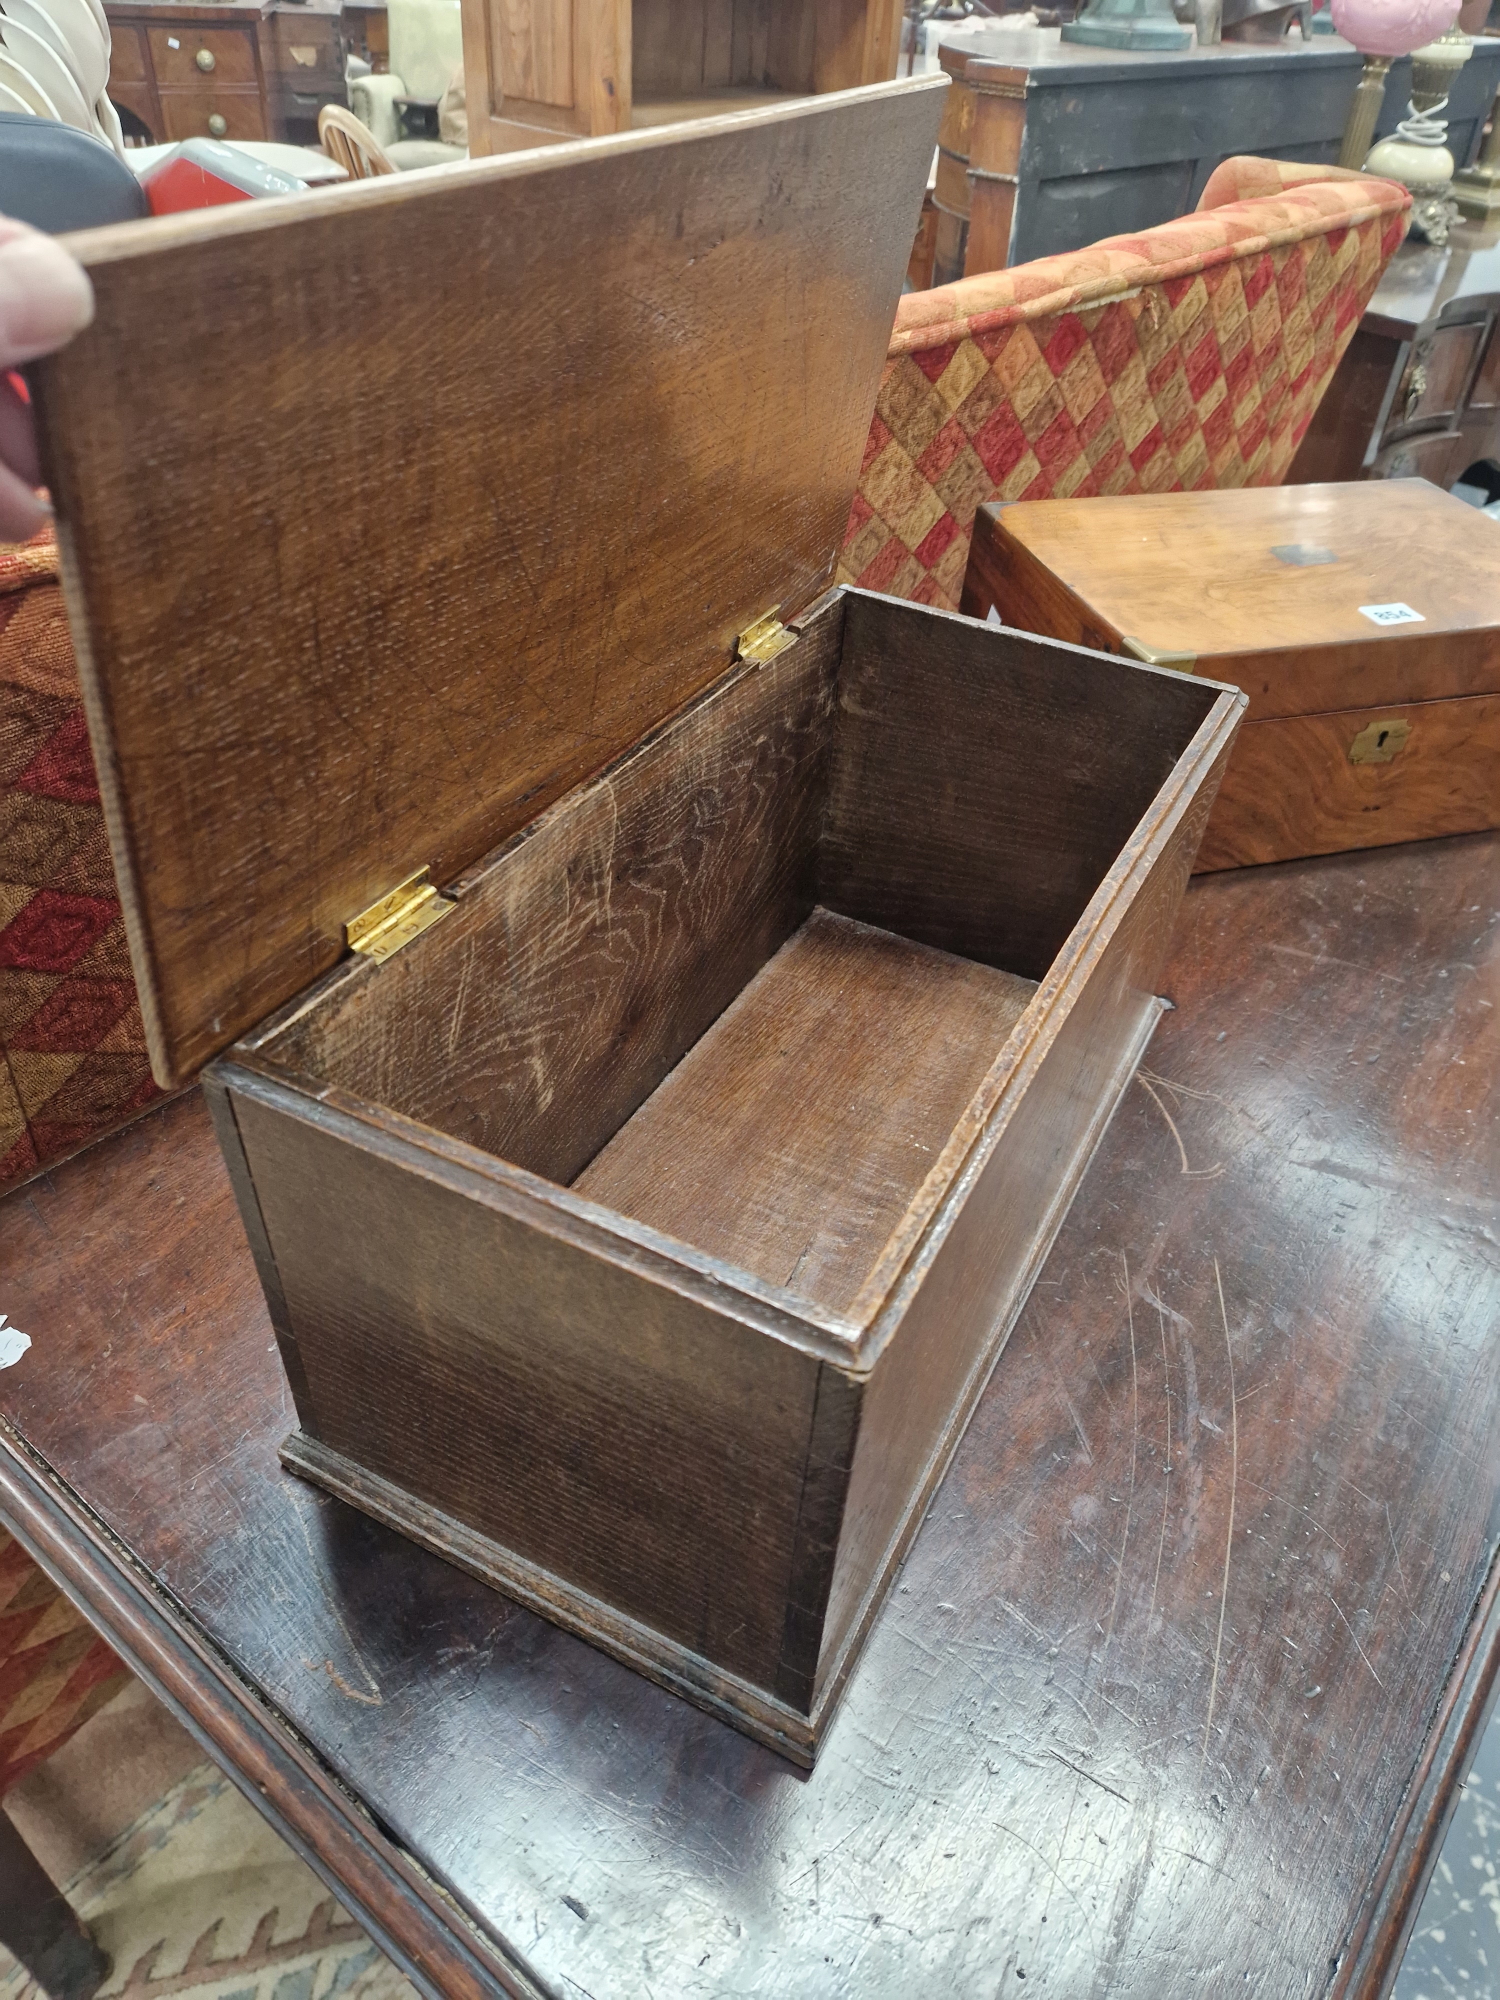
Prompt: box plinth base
<box><xmin>277</xmin><ymin>994</ymin><xmax>1166</xmax><ymax>1768</ymax></box>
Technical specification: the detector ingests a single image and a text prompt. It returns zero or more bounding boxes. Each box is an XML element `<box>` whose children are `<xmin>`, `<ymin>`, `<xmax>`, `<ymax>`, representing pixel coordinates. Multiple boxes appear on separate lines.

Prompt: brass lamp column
<box><xmin>1365</xmin><ymin>27</ymin><xmax>1474</xmax><ymax>242</ymax></box>
<box><xmin>1339</xmin><ymin>54</ymin><xmax>1394</xmax><ymax>165</ymax></box>
<box><xmin>1454</xmin><ymin>83</ymin><xmax>1500</xmax><ymax>215</ymax></box>
<box><xmin>1330</xmin><ymin>0</ymin><xmax>1464</xmax><ymax>170</ymax></box>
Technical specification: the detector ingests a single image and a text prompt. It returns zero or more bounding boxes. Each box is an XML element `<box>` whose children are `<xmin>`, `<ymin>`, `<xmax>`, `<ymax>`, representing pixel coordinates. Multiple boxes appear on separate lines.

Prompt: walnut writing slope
<box><xmin>34</xmin><ymin>80</ymin><xmax>1244</xmax><ymax>1763</ymax></box>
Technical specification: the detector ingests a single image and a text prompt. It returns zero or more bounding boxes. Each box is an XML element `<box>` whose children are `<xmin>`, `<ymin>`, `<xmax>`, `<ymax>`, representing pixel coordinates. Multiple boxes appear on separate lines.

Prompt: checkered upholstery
<box><xmin>1</xmin><ymin>528</ymin><xmax>161</xmax><ymax>1194</ymax></box>
<box><xmin>0</xmin><ymin>1528</ymin><xmax>127</xmax><ymax>1796</ymax></box>
<box><xmin>840</xmin><ymin>159</ymin><xmax>1412</xmax><ymax>611</ymax></box>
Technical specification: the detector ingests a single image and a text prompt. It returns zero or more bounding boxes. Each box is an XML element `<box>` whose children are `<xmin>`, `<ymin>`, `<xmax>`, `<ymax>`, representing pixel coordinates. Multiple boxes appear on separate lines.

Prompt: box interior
<box><xmin>255</xmin><ymin>594</ymin><xmax>1220</xmax><ymax>1324</ymax></box>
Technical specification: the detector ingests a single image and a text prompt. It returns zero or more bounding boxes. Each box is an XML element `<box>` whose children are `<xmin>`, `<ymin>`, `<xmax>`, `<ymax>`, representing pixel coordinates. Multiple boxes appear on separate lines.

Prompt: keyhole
<box><xmin>1377</xmin><ymin>729</ymin><xmax>1389</xmax><ymax>750</ymax></box>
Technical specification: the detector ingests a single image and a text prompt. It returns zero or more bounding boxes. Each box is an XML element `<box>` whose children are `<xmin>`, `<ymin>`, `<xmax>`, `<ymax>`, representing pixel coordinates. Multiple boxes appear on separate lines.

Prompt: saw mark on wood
<box><xmin>1137</xmin><ymin>1292</ymin><xmax>1174</xmax><ymax>1722</ymax></box>
<box><xmin>1202</xmin><ymin>1257</ymin><xmax>1238</xmax><ymax>1765</ymax></box>
<box><xmin>1099</xmin><ymin>1250</ymin><xmax>1138</xmax><ymax>1701</ymax></box>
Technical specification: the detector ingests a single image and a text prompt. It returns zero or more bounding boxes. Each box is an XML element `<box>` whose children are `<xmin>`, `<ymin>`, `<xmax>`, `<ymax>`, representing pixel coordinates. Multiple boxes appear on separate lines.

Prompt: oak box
<box><xmin>37</xmin><ymin>82</ymin><xmax>1243</xmax><ymax>1762</ymax></box>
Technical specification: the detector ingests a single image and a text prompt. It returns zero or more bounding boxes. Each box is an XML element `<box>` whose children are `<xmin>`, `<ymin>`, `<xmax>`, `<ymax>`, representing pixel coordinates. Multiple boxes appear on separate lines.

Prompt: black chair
<box><xmin>0</xmin><ymin>111</ymin><xmax>146</xmax><ymax>229</ymax></box>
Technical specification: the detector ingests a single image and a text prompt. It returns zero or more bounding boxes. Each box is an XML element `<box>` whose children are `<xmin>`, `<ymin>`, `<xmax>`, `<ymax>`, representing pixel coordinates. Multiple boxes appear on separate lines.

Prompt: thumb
<box><xmin>0</xmin><ymin>218</ymin><xmax>94</xmax><ymax>371</ymax></box>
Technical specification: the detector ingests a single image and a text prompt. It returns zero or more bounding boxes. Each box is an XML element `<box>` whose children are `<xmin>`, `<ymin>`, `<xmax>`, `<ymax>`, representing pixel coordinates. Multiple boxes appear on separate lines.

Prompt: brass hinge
<box><xmin>736</xmin><ymin>610</ymin><xmax>795</xmax><ymax>665</ymax></box>
<box><xmin>346</xmin><ymin>867</ymin><xmax>455</xmax><ymax>962</ymax></box>
<box><xmin>1121</xmin><ymin>635</ymin><xmax>1199</xmax><ymax>674</ymax></box>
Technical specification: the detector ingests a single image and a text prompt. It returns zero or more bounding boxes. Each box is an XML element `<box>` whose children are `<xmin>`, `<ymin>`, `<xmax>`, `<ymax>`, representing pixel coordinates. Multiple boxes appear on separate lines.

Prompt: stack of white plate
<box><xmin>0</xmin><ymin>0</ymin><xmax>124</xmax><ymax>157</ymax></box>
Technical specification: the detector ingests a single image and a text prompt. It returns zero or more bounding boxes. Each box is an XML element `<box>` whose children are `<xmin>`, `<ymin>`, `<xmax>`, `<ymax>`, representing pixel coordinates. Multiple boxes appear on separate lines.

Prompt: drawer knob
<box><xmin>207</xmin><ymin>111</ymin><xmax>227</xmax><ymax>135</ymax></box>
<box><xmin>196</xmin><ymin>45</ymin><xmax>216</xmax><ymax>69</ymax></box>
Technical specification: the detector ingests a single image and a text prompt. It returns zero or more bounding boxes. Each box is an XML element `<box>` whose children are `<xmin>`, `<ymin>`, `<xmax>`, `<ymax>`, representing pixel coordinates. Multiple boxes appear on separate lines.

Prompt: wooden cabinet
<box><xmin>460</xmin><ymin>0</ymin><xmax>903</xmax><ymax>156</ymax></box>
<box><xmin>106</xmin><ymin>0</ymin><xmax>344</xmax><ymax>147</ymax></box>
<box><xmin>930</xmin><ymin>28</ymin><xmax>1500</xmax><ymax>278</ymax></box>
<box><xmin>1289</xmin><ymin>222</ymin><xmax>1500</xmax><ymax>491</ymax></box>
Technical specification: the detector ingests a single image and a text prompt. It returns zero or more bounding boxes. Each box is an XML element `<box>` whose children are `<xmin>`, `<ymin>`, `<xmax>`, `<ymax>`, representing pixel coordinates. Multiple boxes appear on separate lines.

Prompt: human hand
<box><xmin>0</xmin><ymin>217</ymin><xmax>94</xmax><ymax>543</ymax></box>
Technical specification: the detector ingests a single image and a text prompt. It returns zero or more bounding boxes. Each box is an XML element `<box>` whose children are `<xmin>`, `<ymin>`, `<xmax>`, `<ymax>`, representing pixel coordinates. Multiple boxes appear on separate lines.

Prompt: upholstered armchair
<box><xmin>1</xmin><ymin>529</ymin><xmax>162</xmax><ymax>1194</ymax></box>
<box><xmin>840</xmin><ymin>158</ymin><xmax>1413</xmax><ymax>612</ymax></box>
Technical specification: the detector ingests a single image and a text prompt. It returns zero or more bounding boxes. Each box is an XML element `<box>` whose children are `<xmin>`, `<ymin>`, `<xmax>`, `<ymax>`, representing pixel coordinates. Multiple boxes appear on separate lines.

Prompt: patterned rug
<box><xmin>0</xmin><ymin>1763</ymin><xmax>418</xmax><ymax>2000</ymax></box>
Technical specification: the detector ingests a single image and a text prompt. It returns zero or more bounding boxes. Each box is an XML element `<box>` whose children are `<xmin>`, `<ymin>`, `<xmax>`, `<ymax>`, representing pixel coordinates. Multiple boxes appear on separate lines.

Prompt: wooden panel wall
<box><xmin>632</xmin><ymin>0</ymin><xmax>899</xmax><ymax>97</ymax></box>
<box><xmin>818</xmin><ymin>593</ymin><xmax>1220</xmax><ymax>983</ymax></box>
<box><xmin>495</xmin><ymin>0</ymin><xmax>573</xmax><ymax>105</ymax></box>
<box><xmin>224</xmin><ymin>1072</ymin><xmax>825</xmax><ymax>1694</ymax></box>
<box><xmin>815</xmin><ymin>718</ymin><xmax>1236</xmax><ymax>1700</ymax></box>
<box><xmin>260</xmin><ymin>611</ymin><xmax>843</xmax><ymax>1185</ymax></box>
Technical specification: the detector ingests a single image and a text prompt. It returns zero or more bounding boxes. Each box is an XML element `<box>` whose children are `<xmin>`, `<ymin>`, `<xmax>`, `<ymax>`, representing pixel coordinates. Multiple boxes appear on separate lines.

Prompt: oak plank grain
<box><xmin>819</xmin><ymin>591</ymin><xmax>1220</xmax><ymax>981</ymax></box>
<box><xmin>32</xmin><ymin>79</ymin><xmax>944</xmax><ymax>1087</ymax></box>
<box><xmin>574</xmin><ymin>905</ymin><xmax>1038</xmax><ymax>1315</ymax></box>
<box><xmin>1</xmin><ymin>831</ymin><xmax>1496</xmax><ymax>1994</ymax></box>
<box><xmin>257</xmin><ymin>603</ymin><xmax>844</xmax><ymax>1186</ymax></box>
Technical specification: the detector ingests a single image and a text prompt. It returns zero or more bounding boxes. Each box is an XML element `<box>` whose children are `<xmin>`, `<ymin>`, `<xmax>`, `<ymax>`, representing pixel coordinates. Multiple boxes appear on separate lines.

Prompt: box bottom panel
<box><xmin>573</xmin><ymin>907</ymin><xmax>1038</xmax><ymax>1318</ymax></box>
<box><xmin>278</xmin><ymin>1431</ymin><xmax>824</xmax><ymax>1767</ymax></box>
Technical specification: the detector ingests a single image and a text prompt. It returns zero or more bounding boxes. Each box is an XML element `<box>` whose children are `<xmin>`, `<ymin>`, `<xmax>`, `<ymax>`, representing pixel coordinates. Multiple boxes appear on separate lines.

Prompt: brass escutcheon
<box><xmin>1349</xmin><ymin>718</ymin><xmax>1411</xmax><ymax>765</ymax></box>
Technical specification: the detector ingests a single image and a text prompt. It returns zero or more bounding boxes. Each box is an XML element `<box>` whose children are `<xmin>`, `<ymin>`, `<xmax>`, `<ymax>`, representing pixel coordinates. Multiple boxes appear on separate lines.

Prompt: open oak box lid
<box><xmin>33</xmin><ymin>75</ymin><xmax>946</xmax><ymax>1089</ymax></box>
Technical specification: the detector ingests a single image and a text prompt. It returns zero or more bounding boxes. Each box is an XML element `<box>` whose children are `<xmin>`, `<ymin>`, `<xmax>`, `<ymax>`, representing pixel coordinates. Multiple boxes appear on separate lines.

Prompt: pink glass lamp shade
<box><xmin>1330</xmin><ymin>0</ymin><xmax>1460</xmax><ymax>53</ymax></box>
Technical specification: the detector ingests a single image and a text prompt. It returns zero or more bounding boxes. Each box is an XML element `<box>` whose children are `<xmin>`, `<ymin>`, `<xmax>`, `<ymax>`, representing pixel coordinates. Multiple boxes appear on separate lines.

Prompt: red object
<box><xmin>140</xmin><ymin>139</ymin><xmax>305</xmax><ymax>215</ymax></box>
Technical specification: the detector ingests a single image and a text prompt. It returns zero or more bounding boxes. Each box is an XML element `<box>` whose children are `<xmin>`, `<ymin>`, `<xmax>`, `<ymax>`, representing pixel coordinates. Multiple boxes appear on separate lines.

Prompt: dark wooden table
<box><xmin>1</xmin><ymin>832</ymin><xmax>1497</xmax><ymax>1999</ymax></box>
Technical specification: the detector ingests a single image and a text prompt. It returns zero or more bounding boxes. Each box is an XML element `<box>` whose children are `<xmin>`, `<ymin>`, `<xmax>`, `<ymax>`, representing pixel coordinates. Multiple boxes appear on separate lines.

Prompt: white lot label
<box><xmin>0</xmin><ymin>1315</ymin><xmax>29</xmax><ymax>1368</ymax></box>
<box><xmin>1359</xmin><ymin>602</ymin><xmax>1424</xmax><ymax>627</ymax></box>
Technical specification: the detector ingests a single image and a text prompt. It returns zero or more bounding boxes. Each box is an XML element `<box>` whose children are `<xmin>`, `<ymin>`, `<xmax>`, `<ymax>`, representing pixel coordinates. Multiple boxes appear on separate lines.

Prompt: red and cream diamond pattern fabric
<box><xmin>841</xmin><ymin>159</ymin><xmax>1412</xmax><ymax>612</ymax></box>
<box><xmin>0</xmin><ymin>529</ymin><xmax>161</xmax><ymax>1195</ymax></box>
<box><xmin>0</xmin><ymin>1528</ymin><xmax>127</xmax><ymax>1796</ymax></box>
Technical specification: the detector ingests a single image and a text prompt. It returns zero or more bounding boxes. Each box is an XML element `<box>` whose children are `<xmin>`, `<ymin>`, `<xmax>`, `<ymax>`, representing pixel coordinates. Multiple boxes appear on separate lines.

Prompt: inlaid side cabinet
<box><xmin>459</xmin><ymin>0</ymin><xmax>903</xmax><ymax>154</ymax></box>
<box><xmin>1288</xmin><ymin>225</ymin><xmax>1500</xmax><ymax>490</ymax></box>
<box><xmin>105</xmin><ymin>0</ymin><xmax>345</xmax><ymax>147</ymax></box>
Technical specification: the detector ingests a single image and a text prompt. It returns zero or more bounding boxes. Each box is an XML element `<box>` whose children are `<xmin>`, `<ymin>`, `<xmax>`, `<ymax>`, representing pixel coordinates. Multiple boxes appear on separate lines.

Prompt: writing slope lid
<box><xmin>34</xmin><ymin>76</ymin><xmax>946</xmax><ymax>1089</ymax></box>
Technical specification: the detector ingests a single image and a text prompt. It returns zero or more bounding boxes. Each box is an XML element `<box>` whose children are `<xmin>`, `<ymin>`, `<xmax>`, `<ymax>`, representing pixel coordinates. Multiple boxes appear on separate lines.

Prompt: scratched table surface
<box><xmin>1</xmin><ymin>832</ymin><xmax>1497</xmax><ymax>2000</ymax></box>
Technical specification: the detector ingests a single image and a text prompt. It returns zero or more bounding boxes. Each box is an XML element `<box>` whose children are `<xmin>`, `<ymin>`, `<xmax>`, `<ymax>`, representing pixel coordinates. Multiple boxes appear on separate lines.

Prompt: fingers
<box><xmin>0</xmin><ymin>457</ymin><xmax>47</xmax><ymax>543</ymax></box>
<box><xmin>0</xmin><ymin>218</ymin><xmax>94</xmax><ymax>370</ymax></box>
<box><xmin>0</xmin><ymin>373</ymin><xmax>39</xmax><ymax>488</ymax></box>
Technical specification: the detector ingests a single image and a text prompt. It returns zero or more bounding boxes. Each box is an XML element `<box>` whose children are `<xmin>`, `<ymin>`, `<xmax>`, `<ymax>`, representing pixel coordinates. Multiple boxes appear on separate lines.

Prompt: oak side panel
<box><xmin>35</xmin><ymin>80</ymin><xmax>944</xmax><ymax>1087</ymax></box>
<box><xmin>261</xmin><ymin>607</ymin><xmax>842</xmax><ymax>1186</ymax></box>
<box><xmin>574</xmin><ymin>907</ymin><xmax>1037</xmax><ymax>1316</ymax></box>
<box><xmin>1195</xmin><ymin>693</ymin><xmax>1500</xmax><ymax>872</ymax></box>
<box><xmin>819</xmin><ymin>591</ymin><xmax>1220</xmax><ymax>982</ymax></box>
<box><xmin>225</xmin><ymin>1073</ymin><xmax>823</xmax><ymax>1692</ymax></box>
<box><xmin>765</xmin><ymin>0</ymin><xmax>814</xmax><ymax>91</ymax></box>
<box><xmin>732</xmin><ymin>0</ymin><xmax>771</xmax><ymax>82</ymax></box>
<box><xmin>459</xmin><ymin>0</ymin><xmax>497</xmax><ymax>152</ymax></box>
<box><xmin>816</xmin><ymin>705</ymin><xmax>1240</xmax><ymax>1698</ymax></box>
<box><xmin>631</xmin><ymin>0</ymin><xmax>701</xmax><ymax>94</ymax></box>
